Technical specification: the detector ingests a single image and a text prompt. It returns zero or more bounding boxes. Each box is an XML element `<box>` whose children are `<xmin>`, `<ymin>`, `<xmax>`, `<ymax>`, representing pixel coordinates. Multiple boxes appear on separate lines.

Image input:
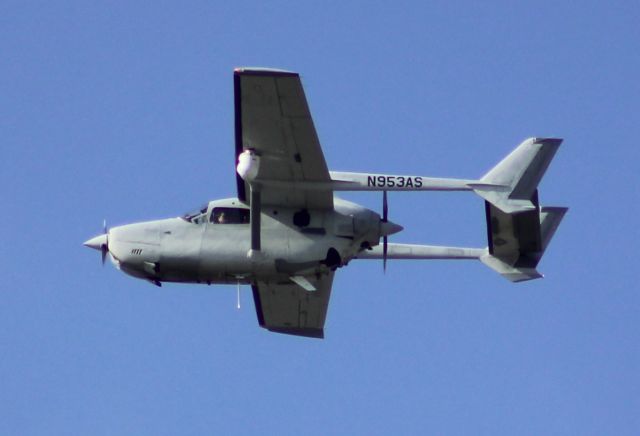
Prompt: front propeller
<box><xmin>101</xmin><ymin>220</ymin><xmax>109</xmax><ymax>265</ymax></box>
<box><xmin>84</xmin><ymin>220</ymin><xmax>110</xmax><ymax>265</ymax></box>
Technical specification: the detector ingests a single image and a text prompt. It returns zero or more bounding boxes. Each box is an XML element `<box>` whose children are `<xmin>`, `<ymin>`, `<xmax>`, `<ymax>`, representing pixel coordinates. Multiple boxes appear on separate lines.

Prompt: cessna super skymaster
<box><xmin>84</xmin><ymin>68</ymin><xmax>567</xmax><ymax>338</ymax></box>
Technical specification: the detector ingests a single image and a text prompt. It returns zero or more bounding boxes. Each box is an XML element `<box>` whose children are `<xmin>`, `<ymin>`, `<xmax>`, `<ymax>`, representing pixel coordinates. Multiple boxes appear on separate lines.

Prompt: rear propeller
<box><xmin>378</xmin><ymin>191</ymin><xmax>405</xmax><ymax>272</ymax></box>
<box><xmin>382</xmin><ymin>191</ymin><xmax>388</xmax><ymax>272</ymax></box>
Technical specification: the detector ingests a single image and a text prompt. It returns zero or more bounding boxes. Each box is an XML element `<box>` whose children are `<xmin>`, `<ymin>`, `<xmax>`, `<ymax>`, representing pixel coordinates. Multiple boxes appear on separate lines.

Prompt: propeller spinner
<box><xmin>84</xmin><ymin>220</ymin><xmax>110</xmax><ymax>265</ymax></box>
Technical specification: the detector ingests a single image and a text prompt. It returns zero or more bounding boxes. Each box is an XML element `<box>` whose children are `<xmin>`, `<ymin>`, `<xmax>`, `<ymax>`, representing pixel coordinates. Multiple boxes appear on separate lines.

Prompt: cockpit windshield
<box><xmin>210</xmin><ymin>207</ymin><xmax>250</xmax><ymax>224</ymax></box>
<box><xmin>181</xmin><ymin>204</ymin><xmax>209</xmax><ymax>224</ymax></box>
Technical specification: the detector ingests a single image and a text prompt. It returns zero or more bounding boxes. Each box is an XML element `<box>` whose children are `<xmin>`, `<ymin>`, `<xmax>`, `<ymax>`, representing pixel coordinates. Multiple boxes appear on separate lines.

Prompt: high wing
<box><xmin>234</xmin><ymin>67</ymin><xmax>333</xmax><ymax>209</ymax></box>
<box><xmin>251</xmin><ymin>272</ymin><xmax>334</xmax><ymax>338</ymax></box>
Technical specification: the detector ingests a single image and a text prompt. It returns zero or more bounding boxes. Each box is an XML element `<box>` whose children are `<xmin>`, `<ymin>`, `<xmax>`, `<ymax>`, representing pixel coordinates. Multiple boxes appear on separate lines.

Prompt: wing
<box><xmin>251</xmin><ymin>272</ymin><xmax>334</xmax><ymax>338</ymax></box>
<box><xmin>234</xmin><ymin>68</ymin><xmax>333</xmax><ymax>209</ymax></box>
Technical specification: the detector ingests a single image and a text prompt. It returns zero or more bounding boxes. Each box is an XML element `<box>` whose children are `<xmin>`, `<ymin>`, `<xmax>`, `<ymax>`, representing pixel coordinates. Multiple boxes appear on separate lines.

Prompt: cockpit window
<box><xmin>211</xmin><ymin>207</ymin><xmax>250</xmax><ymax>224</ymax></box>
<box><xmin>182</xmin><ymin>204</ymin><xmax>209</xmax><ymax>224</ymax></box>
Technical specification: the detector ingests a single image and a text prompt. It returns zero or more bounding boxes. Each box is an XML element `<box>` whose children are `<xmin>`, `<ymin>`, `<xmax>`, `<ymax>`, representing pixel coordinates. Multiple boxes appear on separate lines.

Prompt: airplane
<box><xmin>84</xmin><ymin>67</ymin><xmax>567</xmax><ymax>339</ymax></box>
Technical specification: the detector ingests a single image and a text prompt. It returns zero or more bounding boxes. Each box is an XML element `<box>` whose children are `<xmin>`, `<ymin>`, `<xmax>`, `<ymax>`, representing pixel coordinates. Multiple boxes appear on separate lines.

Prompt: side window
<box><xmin>211</xmin><ymin>207</ymin><xmax>250</xmax><ymax>224</ymax></box>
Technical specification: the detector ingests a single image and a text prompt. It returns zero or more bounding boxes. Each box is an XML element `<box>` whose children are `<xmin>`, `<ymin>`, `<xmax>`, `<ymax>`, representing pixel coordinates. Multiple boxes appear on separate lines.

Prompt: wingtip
<box><xmin>533</xmin><ymin>137</ymin><xmax>563</xmax><ymax>147</ymax></box>
<box><xmin>234</xmin><ymin>67</ymin><xmax>298</xmax><ymax>77</ymax></box>
<box><xmin>267</xmin><ymin>327</ymin><xmax>325</xmax><ymax>339</ymax></box>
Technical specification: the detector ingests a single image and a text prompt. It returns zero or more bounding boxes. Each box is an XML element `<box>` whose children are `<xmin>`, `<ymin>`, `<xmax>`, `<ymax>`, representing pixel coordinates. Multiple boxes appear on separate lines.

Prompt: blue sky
<box><xmin>2</xmin><ymin>1</ymin><xmax>639</xmax><ymax>435</ymax></box>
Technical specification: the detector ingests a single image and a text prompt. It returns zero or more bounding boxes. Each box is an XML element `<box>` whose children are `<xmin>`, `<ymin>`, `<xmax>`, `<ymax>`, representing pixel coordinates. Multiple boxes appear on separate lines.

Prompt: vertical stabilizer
<box><xmin>474</xmin><ymin>137</ymin><xmax>562</xmax><ymax>214</ymax></box>
<box><xmin>539</xmin><ymin>207</ymin><xmax>568</xmax><ymax>252</ymax></box>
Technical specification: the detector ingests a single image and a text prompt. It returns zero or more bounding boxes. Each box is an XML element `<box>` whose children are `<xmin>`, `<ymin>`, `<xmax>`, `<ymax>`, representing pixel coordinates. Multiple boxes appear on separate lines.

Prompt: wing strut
<box><xmin>250</xmin><ymin>185</ymin><xmax>261</xmax><ymax>252</ymax></box>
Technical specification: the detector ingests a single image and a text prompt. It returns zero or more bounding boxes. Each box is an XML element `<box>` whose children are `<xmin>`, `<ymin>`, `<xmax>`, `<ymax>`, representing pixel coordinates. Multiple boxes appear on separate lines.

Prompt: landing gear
<box><xmin>322</xmin><ymin>248</ymin><xmax>342</xmax><ymax>271</ymax></box>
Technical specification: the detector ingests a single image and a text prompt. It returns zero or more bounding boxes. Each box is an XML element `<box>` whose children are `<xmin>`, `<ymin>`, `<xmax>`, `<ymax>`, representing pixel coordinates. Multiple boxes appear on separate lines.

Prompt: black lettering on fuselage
<box><xmin>366</xmin><ymin>175</ymin><xmax>424</xmax><ymax>188</ymax></box>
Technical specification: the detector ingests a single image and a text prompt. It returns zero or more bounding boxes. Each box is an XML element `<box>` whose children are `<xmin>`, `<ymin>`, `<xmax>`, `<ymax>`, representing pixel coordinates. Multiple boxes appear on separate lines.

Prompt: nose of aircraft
<box><xmin>380</xmin><ymin>220</ymin><xmax>403</xmax><ymax>236</ymax></box>
<box><xmin>83</xmin><ymin>234</ymin><xmax>107</xmax><ymax>251</ymax></box>
<box><xmin>84</xmin><ymin>232</ymin><xmax>111</xmax><ymax>265</ymax></box>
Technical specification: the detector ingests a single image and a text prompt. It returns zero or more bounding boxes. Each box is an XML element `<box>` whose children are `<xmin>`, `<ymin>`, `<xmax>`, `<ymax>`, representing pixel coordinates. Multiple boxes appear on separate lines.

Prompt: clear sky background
<box><xmin>2</xmin><ymin>1</ymin><xmax>639</xmax><ymax>435</ymax></box>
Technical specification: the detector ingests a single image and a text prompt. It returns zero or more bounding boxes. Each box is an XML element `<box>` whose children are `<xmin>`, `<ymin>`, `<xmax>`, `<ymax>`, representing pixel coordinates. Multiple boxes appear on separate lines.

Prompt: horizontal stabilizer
<box><xmin>479</xmin><ymin>254</ymin><xmax>543</xmax><ymax>283</ymax></box>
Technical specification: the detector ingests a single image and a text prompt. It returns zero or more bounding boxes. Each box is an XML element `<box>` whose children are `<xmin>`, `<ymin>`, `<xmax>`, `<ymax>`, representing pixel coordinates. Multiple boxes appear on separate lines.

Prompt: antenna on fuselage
<box><xmin>236</xmin><ymin>280</ymin><xmax>241</xmax><ymax>310</ymax></box>
<box><xmin>249</xmin><ymin>185</ymin><xmax>261</xmax><ymax>253</ymax></box>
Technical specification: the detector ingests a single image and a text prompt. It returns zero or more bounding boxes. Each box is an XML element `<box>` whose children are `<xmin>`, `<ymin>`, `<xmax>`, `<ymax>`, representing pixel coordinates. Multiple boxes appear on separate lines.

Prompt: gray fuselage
<box><xmin>102</xmin><ymin>197</ymin><xmax>387</xmax><ymax>286</ymax></box>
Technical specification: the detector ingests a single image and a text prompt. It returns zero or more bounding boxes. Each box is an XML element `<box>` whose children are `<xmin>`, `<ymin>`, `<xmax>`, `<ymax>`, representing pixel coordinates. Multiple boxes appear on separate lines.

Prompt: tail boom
<box><xmin>328</xmin><ymin>172</ymin><xmax>487</xmax><ymax>192</ymax></box>
<box><xmin>356</xmin><ymin>243</ymin><xmax>485</xmax><ymax>260</ymax></box>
